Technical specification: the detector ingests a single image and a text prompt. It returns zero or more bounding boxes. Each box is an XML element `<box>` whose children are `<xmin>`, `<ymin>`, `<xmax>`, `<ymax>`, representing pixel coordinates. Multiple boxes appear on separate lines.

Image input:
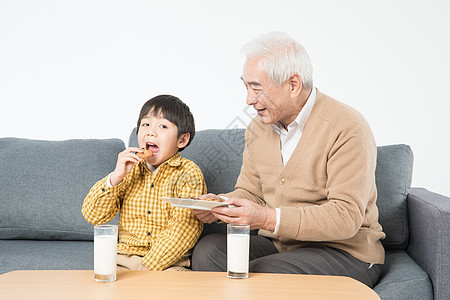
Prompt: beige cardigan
<box><xmin>226</xmin><ymin>90</ymin><xmax>386</xmax><ymax>264</ymax></box>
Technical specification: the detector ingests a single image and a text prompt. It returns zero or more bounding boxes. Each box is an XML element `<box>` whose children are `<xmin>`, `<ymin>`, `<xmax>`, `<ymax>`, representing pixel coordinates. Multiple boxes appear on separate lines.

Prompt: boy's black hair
<box><xmin>136</xmin><ymin>95</ymin><xmax>195</xmax><ymax>151</ymax></box>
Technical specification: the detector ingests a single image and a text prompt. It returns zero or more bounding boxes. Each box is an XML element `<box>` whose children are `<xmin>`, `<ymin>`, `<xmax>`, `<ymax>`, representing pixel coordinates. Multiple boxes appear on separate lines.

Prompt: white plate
<box><xmin>161</xmin><ymin>197</ymin><xmax>229</xmax><ymax>211</ymax></box>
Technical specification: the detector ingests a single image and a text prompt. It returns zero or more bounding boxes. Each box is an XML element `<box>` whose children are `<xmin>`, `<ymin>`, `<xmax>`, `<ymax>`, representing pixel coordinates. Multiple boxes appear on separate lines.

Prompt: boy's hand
<box><xmin>110</xmin><ymin>147</ymin><xmax>143</xmax><ymax>186</ymax></box>
<box><xmin>140</xmin><ymin>264</ymin><xmax>150</xmax><ymax>271</ymax></box>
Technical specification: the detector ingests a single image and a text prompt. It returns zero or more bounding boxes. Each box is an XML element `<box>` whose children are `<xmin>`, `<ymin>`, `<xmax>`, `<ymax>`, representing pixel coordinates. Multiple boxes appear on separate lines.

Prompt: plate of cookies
<box><xmin>161</xmin><ymin>197</ymin><xmax>229</xmax><ymax>210</ymax></box>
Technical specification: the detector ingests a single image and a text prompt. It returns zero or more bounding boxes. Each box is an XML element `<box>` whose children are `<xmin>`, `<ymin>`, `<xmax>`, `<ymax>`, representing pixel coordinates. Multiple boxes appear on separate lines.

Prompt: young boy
<box><xmin>82</xmin><ymin>95</ymin><xmax>206</xmax><ymax>271</ymax></box>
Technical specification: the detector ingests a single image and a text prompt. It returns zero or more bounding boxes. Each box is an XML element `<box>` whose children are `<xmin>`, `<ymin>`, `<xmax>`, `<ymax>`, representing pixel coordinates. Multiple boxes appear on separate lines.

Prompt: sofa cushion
<box><xmin>0</xmin><ymin>240</ymin><xmax>93</xmax><ymax>275</ymax></box>
<box><xmin>0</xmin><ymin>138</ymin><xmax>125</xmax><ymax>241</ymax></box>
<box><xmin>375</xmin><ymin>145</ymin><xmax>413</xmax><ymax>250</ymax></box>
<box><xmin>374</xmin><ymin>250</ymin><xmax>432</xmax><ymax>300</ymax></box>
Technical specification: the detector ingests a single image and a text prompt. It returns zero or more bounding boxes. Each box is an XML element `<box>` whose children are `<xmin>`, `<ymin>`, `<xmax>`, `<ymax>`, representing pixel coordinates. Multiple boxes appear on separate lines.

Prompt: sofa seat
<box><xmin>0</xmin><ymin>240</ymin><xmax>93</xmax><ymax>273</ymax></box>
<box><xmin>375</xmin><ymin>250</ymin><xmax>433</xmax><ymax>299</ymax></box>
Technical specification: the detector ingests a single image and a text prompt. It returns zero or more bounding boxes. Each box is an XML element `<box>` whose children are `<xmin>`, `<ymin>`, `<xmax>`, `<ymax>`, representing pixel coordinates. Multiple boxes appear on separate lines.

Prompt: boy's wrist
<box><xmin>109</xmin><ymin>172</ymin><xmax>123</xmax><ymax>187</ymax></box>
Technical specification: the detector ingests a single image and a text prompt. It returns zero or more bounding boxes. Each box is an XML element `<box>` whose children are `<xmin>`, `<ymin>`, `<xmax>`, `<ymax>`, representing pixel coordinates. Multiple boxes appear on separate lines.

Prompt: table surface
<box><xmin>0</xmin><ymin>270</ymin><xmax>380</xmax><ymax>300</ymax></box>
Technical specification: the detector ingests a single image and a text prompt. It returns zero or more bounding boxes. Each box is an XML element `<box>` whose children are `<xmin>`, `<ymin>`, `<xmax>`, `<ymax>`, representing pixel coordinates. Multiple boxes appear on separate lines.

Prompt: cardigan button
<box><xmin>280</xmin><ymin>178</ymin><xmax>286</xmax><ymax>185</ymax></box>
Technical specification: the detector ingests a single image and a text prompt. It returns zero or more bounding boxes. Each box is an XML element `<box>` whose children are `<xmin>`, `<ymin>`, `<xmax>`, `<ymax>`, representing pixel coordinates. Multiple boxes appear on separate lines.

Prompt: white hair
<box><xmin>240</xmin><ymin>32</ymin><xmax>313</xmax><ymax>89</ymax></box>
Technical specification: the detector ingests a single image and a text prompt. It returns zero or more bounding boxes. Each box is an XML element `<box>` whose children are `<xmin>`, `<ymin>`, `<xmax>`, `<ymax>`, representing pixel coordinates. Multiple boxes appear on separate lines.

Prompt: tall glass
<box><xmin>94</xmin><ymin>225</ymin><xmax>118</xmax><ymax>282</ymax></box>
<box><xmin>227</xmin><ymin>224</ymin><xmax>250</xmax><ymax>279</ymax></box>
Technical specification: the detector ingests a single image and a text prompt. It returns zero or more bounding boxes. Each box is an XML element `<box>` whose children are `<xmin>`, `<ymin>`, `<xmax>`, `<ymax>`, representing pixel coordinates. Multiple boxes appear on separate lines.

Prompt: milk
<box><xmin>227</xmin><ymin>233</ymin><xmax>250</xmax><ymax>273</ymax></box>
<box><xmin>94</xmin><ymin>235</ymin><xmax>117</xmax><ymax>276</ymax></box>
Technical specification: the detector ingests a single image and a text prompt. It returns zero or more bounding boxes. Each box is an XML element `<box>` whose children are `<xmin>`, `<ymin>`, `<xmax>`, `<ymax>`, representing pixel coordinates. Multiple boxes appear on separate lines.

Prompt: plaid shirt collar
<box><xmin>140</xmin><ymin>152</ymin><xmax>182</xmax><ymax>173</ymax></box>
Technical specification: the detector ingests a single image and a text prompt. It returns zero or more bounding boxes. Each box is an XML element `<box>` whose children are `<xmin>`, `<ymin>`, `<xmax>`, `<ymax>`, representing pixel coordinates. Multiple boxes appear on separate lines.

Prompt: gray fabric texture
<box><xmin>375</xmin><ymin>144</ymin><xmax>413</xmax><ymax>250</ymax></box>
<box><xmin>374</xmin><ymin>250</ymin><xmax>433</xmax><ymax>300</ymax></box>
<box><xmin>0</xmin><ymin>240</ymin><xmax>93</xmax><ymax>274</ymax></box>
<box><xmin>407</xmin><ymin>188</ymin><xmax>450</xmax><ymax>300</ymax></box>
<box><xmin>0</xmin><ymin>138</ymin><xmax>124</xmax><ymax>241</ymax></box>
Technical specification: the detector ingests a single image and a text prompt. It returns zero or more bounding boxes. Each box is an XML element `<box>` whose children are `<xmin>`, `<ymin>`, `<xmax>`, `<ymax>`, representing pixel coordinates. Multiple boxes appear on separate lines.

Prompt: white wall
<box><xmin>1</xmin><ymin>0</ymin><xmax>449</xmax><ymax>197</ymax></box>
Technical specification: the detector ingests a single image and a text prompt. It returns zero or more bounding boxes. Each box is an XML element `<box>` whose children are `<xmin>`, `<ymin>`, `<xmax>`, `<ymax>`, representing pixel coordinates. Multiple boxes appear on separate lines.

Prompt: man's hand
<box><xmin>211</xmin><ymin>197</ymin><xmax>277</xmax><ymax>231</ymax></box>
<box><xmin>190</xmin><ymin>193</ymin><xmax>221</xmax><ymax>223</ymax></box>
<box><xmin>110</xmin><ymin>147</ymin><xmax>143</xmax><ymax>186</ymax></box>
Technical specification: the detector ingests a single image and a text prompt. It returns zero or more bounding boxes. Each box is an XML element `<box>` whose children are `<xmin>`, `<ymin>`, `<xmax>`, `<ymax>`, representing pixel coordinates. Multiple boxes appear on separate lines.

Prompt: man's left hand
<box><xmin>211</xmin><ymin>197</ymin><xmax>276</xmax><ymax>231</ymax></box>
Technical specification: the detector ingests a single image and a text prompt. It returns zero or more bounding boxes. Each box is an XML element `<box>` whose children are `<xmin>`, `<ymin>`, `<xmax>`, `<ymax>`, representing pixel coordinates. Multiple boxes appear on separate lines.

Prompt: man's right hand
<box><xmin>110</xmin><ymin>147</ymin><xmax>143</xmax><ymax>186</ymax></box>
<box><xmin>191</xmin><ymin>193</ymin><xmax>221</xmax><ymax>223</ymax></box>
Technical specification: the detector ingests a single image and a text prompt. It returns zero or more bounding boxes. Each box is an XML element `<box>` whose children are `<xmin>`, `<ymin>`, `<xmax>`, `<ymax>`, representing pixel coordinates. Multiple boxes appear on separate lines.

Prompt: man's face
<box><xmin>241</xmin><ymin>57</ymin><xmax>294</xmax><ymax>126</ymax></box>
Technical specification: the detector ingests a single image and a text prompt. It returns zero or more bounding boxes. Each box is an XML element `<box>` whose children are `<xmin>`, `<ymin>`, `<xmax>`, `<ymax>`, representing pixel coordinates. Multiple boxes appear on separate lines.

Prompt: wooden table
<box><xmin>0</xmin><ymin>270</ymin><xmax>380</xmax><ymax>299</ymax></box>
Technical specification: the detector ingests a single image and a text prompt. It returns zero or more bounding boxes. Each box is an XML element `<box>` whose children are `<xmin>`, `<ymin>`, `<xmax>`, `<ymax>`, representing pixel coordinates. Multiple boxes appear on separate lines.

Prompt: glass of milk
<box><xmin>227</xmin><ymin>224</ymin><xmax>250</xmax><ymax>279</ymax></box>
<box><xmin>94</xmin><ymin>224</ymin><xmax>118</xmax><ymax>282</ymax></box>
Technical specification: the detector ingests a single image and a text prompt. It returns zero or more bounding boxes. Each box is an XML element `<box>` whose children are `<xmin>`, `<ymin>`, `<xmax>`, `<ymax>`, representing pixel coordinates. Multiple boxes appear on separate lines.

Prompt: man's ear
<box><xmin>177</xmin><ymin>133</ymin><xmax>190</xmax><ymax>149</ymax></box>
<box><xmin>289</xmin><ymin>73</ymin><xmax>303</xmax><ymax>98</ymax></box>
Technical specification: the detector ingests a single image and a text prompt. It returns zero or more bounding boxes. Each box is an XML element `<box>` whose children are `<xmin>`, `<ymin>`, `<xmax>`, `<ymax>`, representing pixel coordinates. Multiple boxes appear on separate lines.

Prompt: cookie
<box><xmin>137</xmin><ymin>148</ymin><xmax>153</xmax><ymax>159</ymax></box>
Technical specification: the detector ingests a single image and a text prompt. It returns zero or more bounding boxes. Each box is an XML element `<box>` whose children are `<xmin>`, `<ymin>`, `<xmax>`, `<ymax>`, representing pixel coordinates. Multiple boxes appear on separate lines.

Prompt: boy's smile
<box><xmin>138</xmin><ymin>112</ymin><xmax>189</xmax><ymax>169</ymax></box>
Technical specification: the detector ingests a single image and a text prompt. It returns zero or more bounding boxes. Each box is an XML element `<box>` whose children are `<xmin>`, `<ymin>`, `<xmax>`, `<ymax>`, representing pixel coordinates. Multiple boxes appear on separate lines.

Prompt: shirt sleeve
<box><xmin>273</xmin><ymin>208</ymin><xmax>281</xmax><ymax>235</ymax></box>
<box><xmin>81</xmin><ymin>174</ymin><xmax>127</xmax><ymax>225</ymax></box>
<box><xmin>140</xmin><ymin>166</ymin><xmax>206</xmax><ymax>270</ymax></box>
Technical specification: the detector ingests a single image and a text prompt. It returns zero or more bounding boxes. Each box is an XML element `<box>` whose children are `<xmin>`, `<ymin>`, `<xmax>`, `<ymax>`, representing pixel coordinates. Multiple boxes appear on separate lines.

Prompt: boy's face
<box><xmin>138</xmin><ymin>111</ymin><xmax>189</xmax><ymax>168</ymax></box>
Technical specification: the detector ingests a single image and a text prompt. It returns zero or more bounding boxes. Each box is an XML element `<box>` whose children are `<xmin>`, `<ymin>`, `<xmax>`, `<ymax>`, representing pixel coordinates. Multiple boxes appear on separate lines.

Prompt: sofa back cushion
<box><xmin>0</xmin><ymin>138</ymin><xmax>125</xmax><ymax>241</ymax></box>
<box><xmin>130</xmin><ymin>129</ymin><xmax>413</xmax><ymax>247</ymax></box>
<box><xmin>375</xmin><ymin>144</ymin><xmax>413</xmax><ymax>250</ymax></box>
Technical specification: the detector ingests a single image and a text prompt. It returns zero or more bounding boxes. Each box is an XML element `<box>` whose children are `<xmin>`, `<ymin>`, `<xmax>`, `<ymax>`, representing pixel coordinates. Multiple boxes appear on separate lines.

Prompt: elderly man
<box><xmin>191</xmin><ymin>32</ymin><xmax>385</xmax><ymax>288</ymax></box>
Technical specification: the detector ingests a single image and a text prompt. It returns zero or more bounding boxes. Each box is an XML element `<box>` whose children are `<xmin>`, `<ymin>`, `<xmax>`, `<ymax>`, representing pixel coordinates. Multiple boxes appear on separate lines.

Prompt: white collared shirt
<box><xmin>272</xmin><ymin>88</ymin><xmax>316</xmax><ymax>234</ymax></box>
<box><xmin>270</xmin><ymin>87</ymin><xmax>317</xmax><ymax>166</ymax></box>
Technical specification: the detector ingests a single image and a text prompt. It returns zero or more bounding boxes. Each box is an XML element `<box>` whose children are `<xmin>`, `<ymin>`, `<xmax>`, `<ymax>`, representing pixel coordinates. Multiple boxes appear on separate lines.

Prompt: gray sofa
<box><xmin>1</xmin><ymin>128</ymin><xmax>449</xmax><ymax>300</ymax></box>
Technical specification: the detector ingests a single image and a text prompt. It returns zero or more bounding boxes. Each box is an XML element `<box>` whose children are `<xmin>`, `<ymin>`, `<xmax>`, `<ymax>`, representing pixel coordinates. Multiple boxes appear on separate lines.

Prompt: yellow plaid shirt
<box><xmin>82</xmin><ymin>152</ymin><xmax>206</xmax><ymax>271</ymax></box>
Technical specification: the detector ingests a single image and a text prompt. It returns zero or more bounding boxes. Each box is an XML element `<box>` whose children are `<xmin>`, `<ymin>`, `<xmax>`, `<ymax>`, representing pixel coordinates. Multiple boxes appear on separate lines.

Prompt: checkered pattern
<box><xmin>82</xmin><ymin>152</ymin><xmax>206</xmax><ymax>270</ymax></box>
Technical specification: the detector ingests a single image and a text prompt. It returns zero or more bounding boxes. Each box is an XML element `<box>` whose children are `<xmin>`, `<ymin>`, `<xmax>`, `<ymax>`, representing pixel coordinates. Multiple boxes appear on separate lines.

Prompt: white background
<box><xmin>1</xmin><ymin>0</ymin><xmax>449</xmax><ymax>197</ymax></box>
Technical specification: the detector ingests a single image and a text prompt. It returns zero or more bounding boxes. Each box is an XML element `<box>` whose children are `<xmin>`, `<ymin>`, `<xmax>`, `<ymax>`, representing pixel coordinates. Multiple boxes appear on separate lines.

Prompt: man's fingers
<box><xmin>197</xmin><ymin>193</ymin><xmax>219</xmax><ymax>200</ymax></box>
<box><xmin>212</xmin><ymin>211</ymin><xmax>243</xmax><ymax>225</ymax></box>
<box><xmin>224</xmin><ymin>197</ymin><xmax>249</xmax><ymax>206</ymax></box>
<box><xmin>191</xmin><ymin>209</ymin><xmax>218</xmax><ymax>223</ymax></box>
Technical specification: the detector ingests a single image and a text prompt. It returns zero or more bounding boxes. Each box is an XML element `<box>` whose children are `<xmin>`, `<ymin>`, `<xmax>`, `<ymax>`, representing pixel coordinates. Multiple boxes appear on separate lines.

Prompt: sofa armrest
<box><xmin>407</xmin><ymin>187</ymin><xmax>450</xmax><ymax>300</ymax></box>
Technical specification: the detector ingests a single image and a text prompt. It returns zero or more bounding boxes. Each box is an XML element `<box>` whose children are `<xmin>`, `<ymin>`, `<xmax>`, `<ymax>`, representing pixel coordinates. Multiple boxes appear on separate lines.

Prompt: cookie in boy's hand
<box><xmin>137</xmin><ymin>148</ymin><xmax>153</xmax><ymax>159</ymax></box>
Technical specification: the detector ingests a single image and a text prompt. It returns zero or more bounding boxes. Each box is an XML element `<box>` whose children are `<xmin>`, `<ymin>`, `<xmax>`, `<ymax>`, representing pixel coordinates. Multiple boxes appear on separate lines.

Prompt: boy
<box><xmin>82</xmin><ymin>95</ymin><xmax>206</xmax><ymax>271</ymax></box>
